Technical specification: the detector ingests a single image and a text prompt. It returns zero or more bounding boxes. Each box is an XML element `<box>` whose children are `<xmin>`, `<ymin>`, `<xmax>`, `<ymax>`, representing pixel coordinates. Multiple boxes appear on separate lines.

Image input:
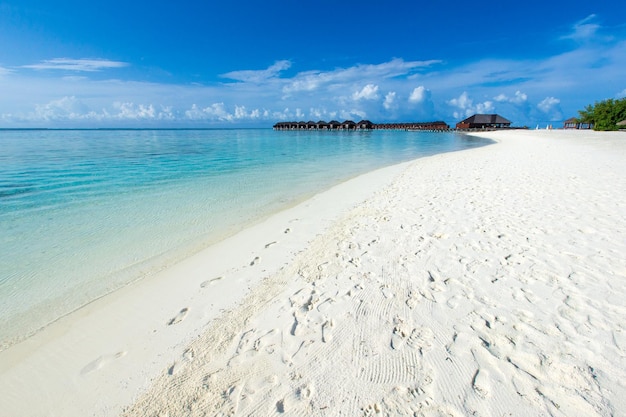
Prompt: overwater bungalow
<box><xmin>272</xmin><ymin>119</ymin><xmax>447</xmax><ymax>131</ymax></box>
<box><xmin>328</xmin><ymin>120</ymin><xmax>341</xmax><ymax>130</ymax></box>
<box><xmin>356</xmin><ymin>120</ymin><xmax>375</xmax><ymax>130</ymax></box>
<box><xmin>342</xmin><ymin>120</ymin><xmax>357</xmax><ymax>130</ymax></box>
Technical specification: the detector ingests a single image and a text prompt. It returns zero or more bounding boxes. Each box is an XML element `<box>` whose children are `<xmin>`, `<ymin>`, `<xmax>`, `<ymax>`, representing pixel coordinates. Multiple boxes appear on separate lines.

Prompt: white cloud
<box><xmin>109</xmin><ymin>103</ymin><xmax>174</xmax><ymax>121</ymax></box>
<box><xmin>537</xmin><ymin>96</ymin><xmax>563</xmax><ymax>121</ymax></box>
<box><xmin>476</xmin><ymin>101</ymin><xmax>494</xmax><ymax>113</ymax></box>
<box><xmin>23</xmin><ymin>58</ymin><xmax>128</xmax><ymax>72</ymax></box>
<box><xmin>234</xmin><ymin>105</ymin><xmax>262</xmax><ymax>119</ymax></box>
<box><xmin>409</xmin><ymin>86</ymin><xmax>424</xmax><ymax>103</ymax></box>
<box><xmin>20</xmin><ymin>96</ymin><xmax>176</xmax><ymax>122</ymax></box>
<box><xmin>113</xmin><ymin>102</ymin><xmax>156</xmax><ymax>119</ymax></box>
<box><xmin>494</xmin><ymin>90</ymin><xmax>527</xmax><ymax>104</ymax></box>
<box><xmin>617</xmin><ymin>88</ymin><xmax>626</xmax><ymax>99</ymax></box>
<box><xmin>339</xmin><ymin>109</ymin><xmax>367</xmax><ymax>120</ymax></box>
<box><xmin>32</xmin><ymin>96</ymin><xmax>91</xmax><ymax>121</ymax></box>
<box><xmin>383</xmin><ymin>91</ymin><xmax>396</xmax><ymax>110</ymax></box>
<box><xmin>283</xmin><ymin>58</ymin><xmax>440</xmax><ymax>94</ymax></box>
<box><xmin>448</xmin><ymin>92</ymin><xmax>494</xmax><ymax>119</ymax></box>
<box><xmin>352</xmin><ymin>84</ymin><xmax>379</xmax><ymax>101</ymax></box>
<box><xmin>222</xmin><ymin>60</ymin><xmax>291</xmax><ymax>83</ymax></box>
<box><xmin>186</xmin><ymin>103</ymin><xmax>234</xmax><ymax>121</ymax></box>
<box><xmin>537</xmin><ymin>96</ymin><xmax>560</xmax><ymax>113</ymax></box>
<box><xmin>409</xmin><ymin>86</ymin><xmax>429</xmax><ymax>103</ymax></box>
<box><xmin>448</xmin><ymin>92</ymin><xmax>472</xmax><ymax>110</ymax></box>
<box><xmin>560</xmin><ymin>14</ymin><xmax>601</xmax><ymax>42</ymax></box>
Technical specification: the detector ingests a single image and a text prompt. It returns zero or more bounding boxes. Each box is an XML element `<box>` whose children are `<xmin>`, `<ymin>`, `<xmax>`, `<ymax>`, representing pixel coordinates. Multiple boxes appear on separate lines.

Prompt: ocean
<box><xmin>0</xmin><ymin>128</ymin><xmax>490</xmax><ymax>349</ymax></box>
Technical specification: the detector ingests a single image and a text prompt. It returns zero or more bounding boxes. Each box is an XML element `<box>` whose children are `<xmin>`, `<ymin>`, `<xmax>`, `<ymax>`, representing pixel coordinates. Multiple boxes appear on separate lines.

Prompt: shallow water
<box><xmin>0</xmin><ymin>128</ymin><xmax>490</xmax><ymax>348</ymax></box>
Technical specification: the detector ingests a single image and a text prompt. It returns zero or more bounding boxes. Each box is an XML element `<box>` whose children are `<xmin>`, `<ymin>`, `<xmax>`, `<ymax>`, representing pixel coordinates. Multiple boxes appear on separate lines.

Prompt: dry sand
<box><xmin>1</xmin><ymin>129</ymin><xmax>625</xmax><ymax>416</ymax></box>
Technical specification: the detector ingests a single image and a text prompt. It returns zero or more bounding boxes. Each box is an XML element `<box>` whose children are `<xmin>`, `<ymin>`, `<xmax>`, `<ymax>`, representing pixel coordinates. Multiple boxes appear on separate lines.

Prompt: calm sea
<box><xmin>0</xmin><ymin>128</ymin><xmax>490</xmax><ymax>348</ymax></box>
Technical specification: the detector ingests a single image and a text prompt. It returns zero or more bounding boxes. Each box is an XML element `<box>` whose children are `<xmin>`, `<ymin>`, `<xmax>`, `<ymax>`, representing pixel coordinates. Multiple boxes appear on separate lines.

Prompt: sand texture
<box><xmin>122</xmin><ymin>130</ymin><xmax>626</xmax><ymax>416</ymax></box>
<box><xmin>2</xmin><ymin>129</ymin><xmax>625</xmax><ymax>417</ymax></box>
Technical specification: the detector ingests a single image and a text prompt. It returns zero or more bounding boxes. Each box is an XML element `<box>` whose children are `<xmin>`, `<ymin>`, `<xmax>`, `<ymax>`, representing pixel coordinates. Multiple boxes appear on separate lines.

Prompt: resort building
<box><xmin>563</xmin><ymin>117</ymin><xmax>593</xmax><ymax>129</ymax></box>
<box><xmin>455</xmin><ymin>114</ymin><xmax>511</xmax><ymax>130</ymax></box>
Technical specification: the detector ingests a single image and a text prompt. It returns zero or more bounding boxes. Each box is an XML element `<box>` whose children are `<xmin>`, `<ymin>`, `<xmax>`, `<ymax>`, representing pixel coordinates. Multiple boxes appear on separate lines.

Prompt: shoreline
<box><xmin>0</xmin><ymin>145</ymin><xmax>417</xmax><ymax>416</ymax></box>
<box><xmin>2</xmin><ymin>129</ymin><xmax>626</xmax><ymax>416</ymax></box>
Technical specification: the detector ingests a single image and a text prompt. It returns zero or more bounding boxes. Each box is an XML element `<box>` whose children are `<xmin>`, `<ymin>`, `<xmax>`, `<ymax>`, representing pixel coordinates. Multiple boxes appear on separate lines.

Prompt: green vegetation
<box><xmin>578</xmin><ymin>97</ymin><xmax>626</xmax><ymax>131</ymax></box>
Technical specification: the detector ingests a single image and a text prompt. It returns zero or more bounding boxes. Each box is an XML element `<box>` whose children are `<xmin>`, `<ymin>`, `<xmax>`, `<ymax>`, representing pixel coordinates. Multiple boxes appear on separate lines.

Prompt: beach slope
<box><xmin>125</xmin><ymin>129</ymin><xmax>626</xmax><ymax>416</ymax></box>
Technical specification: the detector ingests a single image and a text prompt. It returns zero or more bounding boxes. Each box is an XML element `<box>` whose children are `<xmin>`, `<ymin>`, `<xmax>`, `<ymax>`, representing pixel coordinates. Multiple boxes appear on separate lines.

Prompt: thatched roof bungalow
<box><xmin>328</xmin><ymin>120</ymin><xmax>341</xmax><ymax>130</ymax></box>
<box><xmin>273</xmin><ymin>119</ymin><xmax>448</xmax><ymax>131</ymax></box>
<box><xmin>342</xmin><ymin>120</ymin><xmax>357</xmax><ymax>130</ymax></box>
<box><xmin>356</xmin><ymin>120</ymin><xmax>374</xmax><ymax>130</ymax></box>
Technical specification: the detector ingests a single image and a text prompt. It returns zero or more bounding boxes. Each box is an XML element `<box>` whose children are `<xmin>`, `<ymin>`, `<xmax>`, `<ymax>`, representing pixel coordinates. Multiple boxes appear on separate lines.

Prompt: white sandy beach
<box><xmin>1</xmin><ymin>129</ymin><xmax>626</xmax><ymax>416</ymax></box>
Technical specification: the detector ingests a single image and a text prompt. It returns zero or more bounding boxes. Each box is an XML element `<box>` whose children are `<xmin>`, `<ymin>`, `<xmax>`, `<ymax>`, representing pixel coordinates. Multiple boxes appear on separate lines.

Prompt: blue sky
<box><xmin>1</xmin><ymin>0</ymin><xmax>625</xmax><ymax>128</ymax></box>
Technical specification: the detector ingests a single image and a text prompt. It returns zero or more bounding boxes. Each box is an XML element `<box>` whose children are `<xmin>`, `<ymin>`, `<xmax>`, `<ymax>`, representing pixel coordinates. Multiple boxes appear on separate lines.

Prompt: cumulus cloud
<box><xmin>408</xmin><ymin>86</ymin><xmax>429</xmax><ymax>103</ymax></box>
<box><xmin>307</xmin><ymin>107</ymin><xmax>339</xmax><ymax>121</ymax></box>
<box><xmin>235</xmin><ymin>105</ymin><xmax>262</xmax><ymax>119</ymax></box>
<box><xmin>339</xmin><ymin>109</ymin><xmax>367</xmax><ymax>120</ymax></box>
<box><xmin>494</xmin><ymin>90</ymin><xmax>527</xmax><ymax>104</ymax></box>
<box><xmin>537</xmin><ymin>96</ymin><xmax>560</xmax><ymax>113</ymax></box>
<box><xmin>617</xmin><ymin>88</ymin><xmax>626</xmax><ymax>99</ymax></box>
<box><xmin>537</xmin><ymin>96</ymin><xmax>563</xmax><ymax>121</ymax></box>
<box><xmin>352</xmin><ymin>84</ymin><xmax>379</xmax><ymax>101</ymax></box>
<box><xmin>32</xmin><ymin>96</ymin><xmax>91</xmax><ymax>121</ymax></box>
<box><xmin>19</xmin><ymin>96</ymin><xmax>176</xmax><ymax>123</ymax></box>
<box><xmin>221</xmin><ymin>60</ymin><xmax>291</xmax><ymax>83</ymax></box>
<box><xmin>22</xmin><ymin>58</ymin><xmax>128</xmax><ymax>72</ymax></box>
<box><xmin>114</xmin><ymin>103</ymin><xmax>172</xmax><ymax>120</ymax></box>
<box><xmin>448</xmin><ymin>92</ymin><xmax>494</xmax><ymax>119</ymax></box>
<box><xmin>186</xmin><ymin>103</ymin><xmax>234</xmax><ymax>121</ymax></box>
<box><xmin>383</xmin><ymin>92</ymin><xmax>397</xmax><ymax>110</ymax></box>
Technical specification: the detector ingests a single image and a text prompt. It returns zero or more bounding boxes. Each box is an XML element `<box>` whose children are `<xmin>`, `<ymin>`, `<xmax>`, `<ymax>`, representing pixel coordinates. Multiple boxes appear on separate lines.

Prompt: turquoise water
<box><xmin>0</xmin><ymin>128</ymin><xmax>490</xmax><ymax>348</ymax></box>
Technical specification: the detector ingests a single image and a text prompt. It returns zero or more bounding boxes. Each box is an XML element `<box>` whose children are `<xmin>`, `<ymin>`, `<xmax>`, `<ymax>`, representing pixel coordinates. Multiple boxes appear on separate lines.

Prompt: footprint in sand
<box><xmin>296</xmin><ymin>383</ymin><xmax>314</xmax><ymax>400</ymax></box>
<box><xmin>406</xmin><ymin>326</ymin><xmax>434</xmax><ymax>353</ymax></box>
<box><xmin>168</xmin><ymin>348</ymin><xmax>195</xmax><ymax>375</ymax></box>
<box><xmin>168</xmin><ymin>307</ymin><xmax>189</xmax><ymax>325</ymax></box>
<box><xmin>81</xmin><ymin>351</ymin><xmax>127</xmax><ymax>375</ymax></box>
<box><xmin>391</xmin><ymin>316</ymin><xmax>411</xmax><ymax>350</ymax></box>
<box><xmin>391</xmin><ymin>328</ymin><xmax>407</xmax><ymax>350</ymax></box>
<box><xmin>472</xmin><ymin>369</ymin><xmax>490</xmax><ymax>398</ymax></box>
<box><xmin>322</xmin><ymin>320</ymin><xmax>334</xmax><ymax>343</ymax></box>
<box><xmin>200</xmin><ymin>276</ymin><xmax>223</xmax><ymax>288</ymax></box>
<box><xmin>276</xmin><ymin>398</ymin><xmax>287</xmax><ymax>413</ymax></box>
<box><xmin>406</xmin><ymin>291</ymin><xmax>420</xmax><ymax>309</ymax></box>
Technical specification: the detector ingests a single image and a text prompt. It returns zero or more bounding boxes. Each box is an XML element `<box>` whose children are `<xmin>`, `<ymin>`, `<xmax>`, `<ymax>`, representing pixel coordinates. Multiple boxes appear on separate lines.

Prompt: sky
<box><xmin>0</xmin><ymin>0</ymin><xmax>625</xmax><ymax>128</ymax></box>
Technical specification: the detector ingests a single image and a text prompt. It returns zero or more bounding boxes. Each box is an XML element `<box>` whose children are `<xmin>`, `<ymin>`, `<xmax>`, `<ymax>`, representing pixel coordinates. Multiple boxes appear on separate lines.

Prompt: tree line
<box><xmin>578</xmin><ymin>97</ymin><xmax>626</xmax><ymax>131</ymax></box>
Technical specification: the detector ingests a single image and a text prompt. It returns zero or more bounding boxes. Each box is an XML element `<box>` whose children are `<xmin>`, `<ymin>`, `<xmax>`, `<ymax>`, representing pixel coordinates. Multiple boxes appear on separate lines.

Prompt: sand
<box><xmin>1</xmin><ymin>129</ymin><xmax>625</xmax><ymax>416</ymax></box>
